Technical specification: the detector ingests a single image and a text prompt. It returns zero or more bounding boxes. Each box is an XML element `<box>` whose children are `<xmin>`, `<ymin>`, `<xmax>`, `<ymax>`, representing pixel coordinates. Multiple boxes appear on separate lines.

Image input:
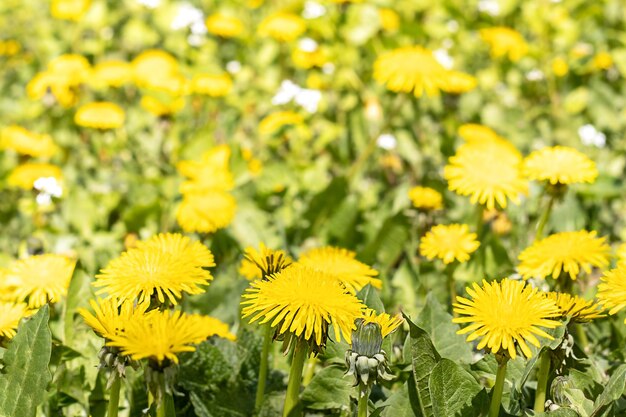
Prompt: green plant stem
<box><xmin>358</xmin><ymin>384</ymin><xmax>369</xmax><ymax>417</ymax></box>
<box><xmin>302</xmin><ymin>355</ymin><xmax>317</xmax><ymax>386</ymax></box>
<box><xmin>107</xmin><ymin>376</ymin><xmax>120</xmax><ymax>417</ymax></box>
<box><xmin>575</xmin><ymin>323</ymin><xmax>590</xmax><ymax>353</ymax></box>
<box><xmin>535</xmin><ymin>194</ymin><xmax>555</xmax><ymax>241</ymax></box>
<box><xmin>489</xmin><ymin>357</ymin><xmax>508</xmax><ymax>417</ymax></box>
<box><xmin>446</xmin><ymin>264</ymin><xmax>458</xmax><ymax>315</ymax></box>
<box><xmin>156</xmin><ymin>391</ymin><xmax>176</xmax><ymax>417</ymax></box>
<box><xmin>255</xmin><ymin>326</ymin><xmax>272</xmax><ymax>410</ymax></box>
<box><xmin>283</xmin><ymin>338</ymin><xmax>308</xmax><ymax>417</ymax></box>
<box><xmin>533</xmin><ymin>350</ymin><xmax>551</xmax><ymax>412</ymax></box>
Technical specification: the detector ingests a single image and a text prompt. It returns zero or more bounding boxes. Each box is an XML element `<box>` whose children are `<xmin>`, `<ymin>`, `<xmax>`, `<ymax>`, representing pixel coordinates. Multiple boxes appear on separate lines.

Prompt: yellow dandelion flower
<box><xmin>141</xmin><ymin>73</ymin><xmax>189</xmax><ymax>96</ymax></box>
<box><xmin>0</xmin><ymin>126</ymin><xmax>58</xmax><ymax>158</ymax></box>
<box><xmin>94</xmin><ymin>233</ymin><xmax>214</xmax><ymax>304</ymax></box>
<box><xmin>442</xmin><ymin>71</ymin><xmax>477</xmax><ymax>94</ymax></box>
<box><xmin>132</xmin><ymin>50</ymin><xmax>179</xmax><ymax>87</ymax></box>
<box><xmin>616</xmin><ymin>243</ymin><xmax>626</xmax><ymax>262</ymax></box>
<box><xmin>190</xmin><ymin>73</ymin><xmax>233</xmax><ymax>97</ymax></box>
<box><xmin>205</xmin><ymin>13</ymin><xmax>245</xmax><ymax>38</ymax></box>
<box><xmin>0</xmin><ymin>269</ymin><xmax>17</xmax><ymax>301</ymax></box>
<box><xmin>420</xmin><ymin>224</ymin><xmax>480</xmax><ymax>264</ymax></box>
<box><xmin>259</xmin><ymin>111</ymin><xmax>304</xmax><ymax>135</ymax></box>
<box><xmin>177</xmin><ymin>145</ymin><xmax>234</xmax><ymax>194</ymax></box>
<box><xmin>552</xmin><ymin>58</ymin><xmax>569</xmax><ymax>77</ymax></box>
<box><xmin>408</xmin><ymin>186</ymin><xmax>443</xmax><ymax>210</ymax></box>
<box><xmin>480</xmin><ymin>27</ymin><xmax>528</xmax><ymax>62</ymax></box>
<box><xmin>140</xmin><ymin>95</ymin><xmax>185</xmax><ymax>116</ymax></box>
<box><xmin>50</xmin><ymin>0</ymin><xmax>91</xmax><ymax>20</ymax></box>
<box><xmin>454</xmin><ymin>279</ymin><xmax>561</xmax><ymax>359</ymax></box>
<box><xmin>0</xmin><ymin>302</ymin><xmax>32</xmax><ymax>340</ymax></box>
<box><xmin>545</xmin><ymin>292</ymin><xmax>604</xmax><ymax>323</ymax></box>
<box><xmin>444</xmin><ymin>141</ymin><xmax>527</xmax><ymax>209</ymax></box>
<box><xmin>597</xmin><ymin>263</ymin><xmax>626</xmax><ymax>320</ymax></box>
<box><xmin>0</xmin><ymin>40</ymin><xmax>21</xmax><ymax>56</ymax></box>
<box><xmin>241</xmin><ymin>264</ymin><xmax>365</xmax><ymax>347</ymax></box>
<box><xmin>373</xmin><ymin>46</ymin><xmax>451</xmax><ymax>97</ymax></box>
<box><xmin>8</xmin><ymin>163</ymin><xmax>62</xmax><ymax>190</ymax></box>
<box><xmin>379</xmin><ymin>8</ymin><xmax>400</xmax><ymax>32</ymax></box>
<box><xmin>518</xmin><ymin>231</ymin><xmax>610</xmax><ymax>280</ymax></box>
<box><xmin>298</xmin><ymin>247</ymin><xmax>381</xmax><ymax>293</ymax></box>
<box><xmin>360</xmin><ymin>308</ymin><xmax>403</xmax><ymax>338</ymax></box>
<box><xmin>26</xmin><ymin>71</ymin><xmax>77</xmax><ymax>108</ymax></box>
<box><xmin>75</xmin><ymin>102</ymin><xmax>125</xmax><ymax>129</ymax></box>
<box><xmin>258</xmin><ymin>12</ymin><xmax>306</xmax><ymax>42</ymax></box>
<box><xmin>106</xmin><ymin>310</ymin><xmax>233</xmax><ymax>364</ymax></box>
<box><xmin>292</xmin><ymin>46</ymin><xmax>326</xmax><ymax>69</ymax></box>
<box><xmin>176</xmin><ymin>192</ymin><xmax>237</xmax><ymax>234</ymax></box>
<box><xmin>90</xmin><ymin>60</ymin><xmax>133</xmax><ymax>88</ymax></box>
<box><xmin>239</xmin><ymin>258</ymin><xmax>262</xmax><ymax>281</ymax></box>
<box><xmin>47</xmin><ymin>54</ymin><xmax>91</xmax><ymax>86</ymax></box>
<box><xmin>592</xmin><ymin>52</ymin><xmax>613</xmax><ymax>70</ymax></box>
<box><xmin>78</xmin><ymin>297</ymin><xmax>149</xmax><ymax>340</ymax></box>
<box><xmin>457</xmin><ymin>124</ymin><xmax>502</xmax><ymax>144</ymax></box>
<box><xmin>7</xmin><ymin>254</ymin><xmax>76</xmax><ymax>308</ymax></box>
<box><xmin>244</xmin><ymin>243</ymin><xmax>292</xmax><ymax>279</ymax></box>
<box><xmin>199</xmin><ymin>316</ymin><xmax>236</xmax><ymax>341</ymax></box>
<box><xmin>523</xmin><ymin>146</ymin><xmax>597</xmax><ymax>185</ymax></box>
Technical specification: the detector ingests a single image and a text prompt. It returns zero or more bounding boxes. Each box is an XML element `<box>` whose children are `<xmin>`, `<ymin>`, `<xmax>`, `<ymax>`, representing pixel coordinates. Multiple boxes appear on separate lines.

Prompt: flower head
<box><xmin>79</xmin><ymin>298</ymin><xmax>149</xmax><ymax>340</ymax></box>
<box><xmin>420</xmin><ymin>224</ymin><xmax>480</xmax><ymax>264</ymax></box>
<box><xmin>480</xmin><ymin>27</ymin><xmax>528</xmax><ymax>61</ymax></box>
<box><xmin>443</xmin><ymin>71</ymin><xmax>477</xmax><ymax>94</ymax></box>
<box><xmin>7</xmin><ymin>254</ymin><xmax>76</xmax><ymax>308</ymax></box>
<box><xmin>259</xmin><ymin>111</ymin><xmax>304</xmax><ymax>135</ymax></box>
<box><xmin>444</xmin><ymin>140</ymin><xmax>527</xmax><ymax>209</ymax></box>
<box><xmin>518</xmin><ymin>231</ymin><xmax>610</xmax><ymax>280</ymax></box>
<box><xmin>458</xmin><ymin>124</ymin><xmax>502</xmax><ymax>144</ymax></box>
<box><xmin>51</xmin><ymin>0</ymin><xmax>91</xmax><ymax>20</ymax></box>
<box><xmin>243</xmin><ymin>243</ymin><xmax>292</xmax><ymax>279</ymax></box>
<box><xmin>297</xmin><ymin>246</ymin><xmax>381</xmax><ymax>293</ymax></box>
<box><xmin>408</xmin><ymin>186</ymin><xmax>443</xmax><ymax>210</ymax></box>
<box><xmin>190</xmin><ymin>74</ymin><xmax>233</xmax><ymax>97</ymax></box>
<box><xmin>47</xmin><ymin>54</ymin><xmax>91</xmax><ymax>86</ymax></box>
<box><xmin>141</xmin><ymin>95</ymin><xmax>185</xmax><ymax>116</ymax></box>
<box><xmin>90</xmin><ymin>60</ymin><xmax>133</xmax><ymax>88</ymax></box>
<box><xmin>523</xmin><ymin>146</ymin><xmax>598</xmax><ymax>185</ymax></box>
<box><xmin>258</xmin><ymin>12</ymin><xmax>306</xmax><ymax>42</ymax></box>
<box><xmin>75</xmin><ymin>102</ymin><xmax>125</xmax><ymax>129</ymax></box>
<box><xmin>177</xmin><ymin>145</ymin><xmax>234</xmax><ymax>194</ymax></box>
<box><xmin>0</xmin><ymin>126</ymin><xmax>57</xmax><ymax>158</ymax></box>
<box><xmin>94</xmin><ymin>233</ymin><xmax>214</xmax><ymax>305</ymax></box>
<box><xmin>106</xmin><ymin>310</ymin><xmax>234</xmax><ymax>364</ymax></box>
<box><xmin>597</xmin><ymin>263</ymin><xmax>626</xmax><ymax>320</ymax></box>
<box><xmin>0</xmin><ymin>302</ymin><xmax>32</xmax><ymax>340</ymax></box>
<box><xmin>205</xmin><ymin>13</ymin><xmax>245</xmax><ymax>38</ymax></box>
<box><xmin>132</xmin><ymin>50</ymin><xmax>179</xmax><ymax>87</ymax></box>
<box><xmin>453</xmin><ymin>279</ymin><xmax>561</xmax><ymax>359</ymax></box>
<box><xmin>359</xmin><ymin>308</ymin><xmax>403</xmax><ymax>338</ymax></box>
<box><xmin>7</xmin><ymin>163</ymin><xmax>63</xmax><ymax>190</ymax></box>
<box><xmin>176</xmin><ymin>192</ymin><xmax>237</xmax><ymax>233</ymax></box>
<box><xmin>545</xmin><ymin>292</ymin><xmax>604</xmax><ymax>323</ymax></box>
<box><xmin>241</xmin><ymin>264</ymin><xmax>365</xmax><ymax>351</ymax></box>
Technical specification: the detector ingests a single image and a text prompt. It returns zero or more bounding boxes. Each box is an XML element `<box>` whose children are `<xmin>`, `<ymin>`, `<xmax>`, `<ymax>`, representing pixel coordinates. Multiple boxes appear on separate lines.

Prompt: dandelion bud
<box><xmin>345</xmin><ymin>319</ymin><xmax>393</xmax><ymax>387</ymax></box>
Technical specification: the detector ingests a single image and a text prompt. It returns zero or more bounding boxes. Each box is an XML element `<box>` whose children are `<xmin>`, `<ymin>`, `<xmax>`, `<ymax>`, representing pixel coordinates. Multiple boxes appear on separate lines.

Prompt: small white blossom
<box><xmin>434</xmin><ymin>49</ymin><xmax>454</xmax><ymax>70</ymax></box>
<box><xmin>446</xmin><ymin>20</ymin><xmax>459</xmax><ymax>32</ymax></box>
<box><xmin>226</xmin><ymin>60</ymin><xmax>242</xmax><ymax>74</ymax></box>
<box><xmin>376</xmin><ymin>134</ymin><xmax>397</xmax><ymax>150</ymax></box>
<box><xmin>299</xmin><ymin>38</ymin><xmax>318</xmax><ymax>53</ymax></box>
<box><xmin>272</xmin><ymin>80</ymin><xmax>322</xmax><ymax>113</ymax></box>
<box><xmin>171</xmin><ymin>3</ymin><xmax>204</xmax><ymax>31</ymax></box>
<box><xmin>137</xmin><ymin>0</ymin><xmax>160</xmax><ymax>8</ymax></box>
<box><xmin>578</xmin><ymin>124</ymin><xmax>606</xmax><ymax>148</ymax></box>
<box><xmin>478</xmin><ymin>0</ymin><xmax>500</xmax><ymax>16</ymax></box>
<box><xmin>34</xmin><ymin>177</ymin><xmax>62</xmax><ymax>206</ymax></box>
<box><xmin>526</xmin><ymin>69</ymin><xmax>544</xmax><ymax>81</ymax></box>
<box><xmin>302</xmin><ymin>1</ymin><xmax>326</xmax><ymax>19</ymax></box>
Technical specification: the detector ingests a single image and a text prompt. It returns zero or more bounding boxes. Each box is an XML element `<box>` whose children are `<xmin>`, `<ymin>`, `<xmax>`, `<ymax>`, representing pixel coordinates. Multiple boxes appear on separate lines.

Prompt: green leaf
<box><xmin>379</xmin><ymin>383</ymin><xmax>416</xmax><ymax>417</ymax></box>
<box><xmin>429</xmin><ymin>359</ymin><xmax>482</xmax><ymax>417</ymax></box>
<box><xmin>357</xmin><ymin>284</ymin><xmax>385</xmax><ymax>313</ymax></box>
<box><xmin>300</xmin><ymin>365</ymin><xmax>351</xmax><ymax>412</ymax></box>
<box><xmin>0</xmin><ymin>306</ymin><xmax>52</xmax><ymax>417</ymax></box>
<box><xmin>590</xmin><ymin>364</ymin><xmax>626</xmax><ymax>417</ymax></box>
<box><xmin>360</xmin><ymin>213</ymin><xmax>410</xmax><ymax>269</ymax></box>
<box><xmin>415</xmin><ymin>293</ymin><xmax>473</xmax><ymax>363</ymax></box>
<box><xmin>536</xmin><ymin>409</ymin><xmax>580</xmax><ymax>417</ymax></box>
<box><xmin>404</xmin><ymin>313</ymin><xmax>441</xmax><ymax>417</ymax></box>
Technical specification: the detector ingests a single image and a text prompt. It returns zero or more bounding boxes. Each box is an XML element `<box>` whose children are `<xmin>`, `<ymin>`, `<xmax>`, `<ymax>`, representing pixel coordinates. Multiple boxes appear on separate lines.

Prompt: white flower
<box><xmin>171</xmin><ymin>3</ymin><xmax>204</xmax><ymax>31</ymax></box>
<box><xmin>187</xmin><ymin>34</ymin><xmax>204</xmax><ymax>47</ymax></box>
<box><xmin>376</xmin><ymin>134</ymin><xmax>397</xmax><ymax>150</ymax></box>
<box><xmin>434</xmin><ymin>49</ymin><xmax>454</xmax><ymax>70</ymax></box>
<box><xmin>526</xmin><ymin>69</ymin><xmax>544</xmax><ymax>81</ymax></box>
<box><xmin>477</xmin><ymin>0</ymin><xmax>500</xmax><ymax>16</ymax></box>
<box><xmin>299</xmin><ymin>38</ymin><xmax>318</xmax><ymax>53</ymax></box>
<box><xmin>226</xmin><ymin>61</ymin><xmax>242</xmax><ymax>74</ymax></box>
<box><xmin>272</xmin><ymin>80</ymin><xmax>301</xmax><ymax>106</ymax></box>
<box><xmin>272</xmin><ymin>80</ymin><xmax>322</xmax><ymax>113</ymax></box>
<box><xmin>34</xmin><ymin>177</ymin><xmax>62</xmax><ymax>206</ymax></box>
<box><xmin>446</xmin><ymin>20</ymin><xmax>459</xmax><ymax>32</ymax></box>
<box><xmin>322</xmin><ymin>63</ymin><xmax>335</xmax><ymax>74</ymax></box>
<box><xmin>137</xmin><ymin>0</ymin><xmax>160</xmax><ymax>8</ymax></box>
<box><xmin>302</xmin><ymin>1</ymin><xmax>326</xmax><ymax>19</ymax></box>
<box><xmin>578</xmin><ymin>124</ymin><xmax>606</xmax><ymax>148</ymax></box>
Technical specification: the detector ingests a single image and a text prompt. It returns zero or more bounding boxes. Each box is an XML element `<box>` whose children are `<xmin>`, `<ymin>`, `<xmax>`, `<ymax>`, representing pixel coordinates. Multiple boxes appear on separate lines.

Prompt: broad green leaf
<box><xmin>357</xmin><ymin>284</ymin><xmax>385</xmax><ymax>313</ymax></box>
<box><xmin>0</xmin><ymin>306</ymin><xmax>52</xmax><ymax>417</ymax></box>
<box><xmin>590</xmin><ymin>365</ymin><xmax>626</xmax><ymax>417</ymax></box>
<box><xmin>379</xmin><ymin>383</ymin><xmax>415</xmax><ymax>417</ymax></box>
<box><xmin>360</xmin><ymin>213</ymin><xmax>410</xmax><ymax>269</ymax></box>
<box><xmin>300</xmin><ymin>365</ymin><xmax>352</xmax><ymax>412</ymax></box>
<box><xmin>404</xmin><ymin>313</ymin><xmax>441</xmax><ymax>417</ymax></box>
<box><xmin>415</xmin><ymin>293</ymin><xmax>473</xmax><ymax>363</ymax></box>
<box><xmin>429</xmin><ymin>359</ymin><xmax>482</xmax><ymax>417</ymax></box>
<box><xmin>536</xmin><ymin>409</ymin><xmax>580</xmax><ymax>417</ymax></box>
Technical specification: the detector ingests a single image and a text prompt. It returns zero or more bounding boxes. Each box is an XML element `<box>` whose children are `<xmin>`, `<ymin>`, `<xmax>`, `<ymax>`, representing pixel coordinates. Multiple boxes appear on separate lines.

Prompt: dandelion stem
<box><xmin>358</xmin><ymin>384</ymin><xmax>369</xmax><ymax>417</ymax></box>
<box><xmin>446</xmin><ymin>264</ymin><xmax>457</xmax><ymax>316</ymax></box>
<box><xmin>157</xmin><ymin>391</ymin><xmax>176</xmax><ymax>417</ymax></box>
<box><xmin>489</xmin><ymin>356</ymin><xmax>508</xmax><ymax>417</ymax></box>
<box><xmin>535</xmin><ymin>194</ymin><xmax>555</xmax><ymax>240</ymax></box>
<box><xmin>283</xmin><ymin>338</ymin><xmax>308</xmax><ymax>417</ymax></box>
<box><xmin>575</xmin><ymin>323</ymin><xmax>590</xmax><ymax>353</ymax></box>
<box><xmin>107</xmin><ymin>375</ymin><xmax>120</xmax><ymax>417</ymax></box>
<box><xmin>302</xmin><ymin>355</ymin><xmax>317</xmax><ymax>386</ymax></box>
<box><xmin>533</xmin><ymin>350</ymin><xmax>551</xmax><ymax>412</ymax></box>
<box><xmin>255</xmin><ymin>325</ymin><xmax>272</xmax><ymax>410</ymax></box>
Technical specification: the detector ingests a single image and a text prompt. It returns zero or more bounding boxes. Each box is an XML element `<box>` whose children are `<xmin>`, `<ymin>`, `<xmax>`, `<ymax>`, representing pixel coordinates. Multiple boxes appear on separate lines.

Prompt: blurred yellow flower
<box><xmin>79</xmin><ymin>297</ymin><xmax>149</xmax><ymax>340</ymax></box>
<box><xmin>142</xmin><ymin>73</ymin><xmax>189</xmax><ymax>96</ymax></box>
<box><xmin>592</xmin><ymin>52</ymin><xmax>613</xmax><ymax>70</ymax></box>
<box><xmin>47</xmin><ymin>54</ymin><xmax>91</xmax><ymax>86</ymax></box>
<box><xmin>190</xmin><ymin>73</ymin><xmax>233</xmax><ymax>97</ymax></box>
<box><xmin>616</xmin><ymin>243</ymin><xmax>626</xmax><ymax>262</ymax></box>
<box><xmin>141</xmin><ymin>95</ymin><xmax>185</xmax><ymax>116</ymax></box>
<box><xmin>518</xmin><ymin>231</ymin><xmax>610</xmax><ymax>280</ymax></box>
<box><xmin>26</xmin><ymin>71</ymin><xmax>77</xmax><ymax>107</ymax></box>
<box><xmin>259</xmin><ymin>111</ymin><xmax>304</xmax><ymax>135</ymax></box>
<box><xmin>444</xmin><ymin>140</ymin><xmax>527</xmax><ymax>209</ymax></box>
<box><xmin>443</xmin><ymin>71</ymin><xmax>478</xmax><ymax>94</ymax></box>
<box><xmin>454</xmin><ymin>279</ymin><xmax>561</xmax><ymax>359</ymax></box>
<box><xmin>0</xmin><ymin>302</ymin><xmax>31</xmax><ymax>340</ymax></box>
<box><xmin>598</xmin><ymin>263</ymin><xmax>626</xmax><ymax>321</ymax></box>
<box><xmin>552</xmin><ymin>58</ymin><xmax>569</xmax><ymax>77</ymax></box>
<box><xmin>205</xmin><ymin>13</ymin><xmax>245</xmax><ymax>38</ymax></box>
<box><xmin>8</xmin><ymin>163</ymin><xmax>62</xmax><ymax>190</ymax></box>
<box><xmin>378</xmin><ymin>8</ymin><xmax>400</xmax><ymax>32</ymax></box>
<box><xmin>408</xmin><ymin>186</ymin><xmax>443</xmax><ymax>210</ymax></box>
<box><xmin>258</xmin><ymin>12</ymin><xmax>306</xmax><ymax>42</ymax></box>
<box><xmin>0</xmin><ymin>126</ymin><xmax>57</xmax><ymax>158</ymax></box>
<box><xmin>0</xmin><ymin>40</ymin><xmax>21</xmax><ymax>56</ymax></box>
<box><xmin>132</xmin><ymin>50</ymin><xmax>179</xmax><ymax>87</ymax></box>
<box><xmin>90</xmin><ymin>60</ymin><xmax>133</xmax><ymax>88</ymax></box>
<box><xmin>546</xmin><ymin>292</ymin><xmax>604</xmax><ymax>323</ymax></box>
<box><xmin>95</xmin><ymin>233</ymin><xmax>214</xmax><ymax>304</ymax></box>
<box><xmin>457</xmin><ymin>123</ymin><xmax>501</xmax><ymax>144</ymax></box>
<box><xmin>420</xmin><ymin>224</ymin><xmax>480</xmax><ymax>264</ymax></box>
<box><xmin>50</xmin><ymin>0</ymin><xmax>91</xmax><ymax>21</ymax></box>
<box><xmin>480</xmin><ymin>27</ymin><xmax>528</xmax><ymax>62</ymax></box>
<box><xmin>177</xmin><ymin>145</ymin><xmax>234</xmax><ymax>194</ymax></box>
<box><xmin>523</xmin><ymin>146</ymin><xmax>597</xmax><ymax>185</ymax></box>
<box><xmin>176</xmin><ymin>192</ymin><xmax>237</xmax><ymax>233</ymax></box>
<box><xmin>75</xmin><ymin>102</ymin><xmax>125</xmax><ymax>129</ymax></box>
<box><xmin>7</xmin><ymin>254</ymin><xmax>76</xmax><ymax>308</ymax></box>
<box><xmin>239</xmin><ymin>258</ymin><xmax>262</xmax><ymax>281</ymax></box>
<box><xmin>292</xmin><ymin>46</ymin><xmax>326</xmax><ymax>69</ymax></box>
<box><xmin>298</xmin><ymin>246</ymin><xmax>381</xmax><ymax>293</ymax></box>
<box><xmin>360</xmin><ymin>308</ymin><xmax>403</xmax><ymax>338</ymax></box>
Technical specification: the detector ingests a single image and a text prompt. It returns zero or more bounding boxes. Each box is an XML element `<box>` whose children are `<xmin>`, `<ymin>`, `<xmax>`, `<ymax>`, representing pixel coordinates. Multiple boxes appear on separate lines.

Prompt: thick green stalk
<box><xmin>302</xmin><ymin>355</ymin><xmax>318</xmax><ymax>386</ymax></box>
<box><xmin>535</xmin><ymin>195</ymin><xmax>555</xmax><ymax>241</ymax></box>
<box><xmin>575</xmin><ymin>323</ymin><xmax>590</xmax><ymax>353</ymax></box>
<box><xmin>107</xmin><ymin>376</ymin><xmax>120</xmax><ymax>417</ymax></box>
<box><xmin>489</xmin><ymin>357</ymin><xmax>508</xmax><ymax>417</ymax></box>
<box><xmin>283</xmin><ymin>338</ymin><xmax>308</xmax><ymax>417</ymax></box>
<box><xmin>358</xmin><ymin>385</ymin><xmax>369</xmax><ymax>417</ymax></box>
<box><xmin>533</xmin><ymin>350</ymin><xmax>551</xmax><ymax>412</ymax></box>
<box><xmin>446</xmin><ymin>264</ymin><xmax>458</xmax><ymax>316</ymax></box>
<box><xmin>255</xmin><ymin>325</ymin><xmax>272</xmax><ymax>410</ymax></box>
